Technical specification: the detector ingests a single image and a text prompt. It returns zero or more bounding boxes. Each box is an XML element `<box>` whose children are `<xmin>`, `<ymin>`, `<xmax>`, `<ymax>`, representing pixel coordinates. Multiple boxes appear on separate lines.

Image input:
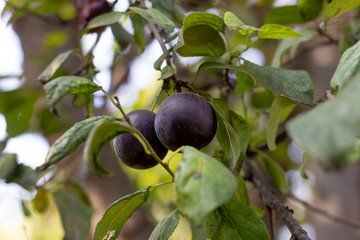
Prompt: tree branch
<box><xmin>288</xmin><ymin>193</ymin><xmax>360</xmax><ymax>230</ymax></box>
<box><xmin>283</xmin><ymin>41</ymin><xmax>334</xmax><ymax>67</ymax></box>
<box><xmin>243</xmin><ymin>159</ymin><xmax>311</xmax><ymax>240</ymax></box>
<box><xmin>267</xmin><ymin>206</ymin><xmax>276</xmax><ymax>240</ymax></box>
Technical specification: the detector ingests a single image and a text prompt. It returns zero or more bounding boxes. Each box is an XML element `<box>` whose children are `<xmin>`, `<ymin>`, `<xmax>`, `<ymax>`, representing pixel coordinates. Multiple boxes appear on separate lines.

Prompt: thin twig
<box><xmin>267</xmin><ymin>206</ymin><xmax>276</xmax><ymax>240</ymax></box>
<box><xmin>283</xmin><ymin>41</ymin><xmax>334</xmax><ymax>67</ymax></box>
<box><xmin>317</xmin><ymin>27</ymin><xmax>338</xmax><ymax>44</ymax></box>
<box><xmin>288</xmin><ymin>193</ymin><xmax>360</xmax><ymax>230</ymax></box>
<box><xmin>243</xmin><ymin>159</ymin><xmax>311</xmax><ymax>240</ymax></box>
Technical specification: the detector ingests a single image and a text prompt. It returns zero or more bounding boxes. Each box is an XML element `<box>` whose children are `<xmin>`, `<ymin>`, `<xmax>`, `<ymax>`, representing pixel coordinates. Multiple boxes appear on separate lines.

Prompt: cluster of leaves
<box><xmin>1</xmin><ymin>0</ymin><xmax>360</xmax><ymax>239</ymax></box>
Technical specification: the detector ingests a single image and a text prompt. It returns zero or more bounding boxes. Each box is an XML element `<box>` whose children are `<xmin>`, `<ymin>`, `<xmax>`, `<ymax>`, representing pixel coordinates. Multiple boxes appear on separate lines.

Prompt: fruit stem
<box><xmin>165</xmin><ymin>147</ymin><xmax>182</xmax><ymax>165</ymax></box>
<box><xmin>146</xmin><ymin>143</ymin><xmax>175</xmax><ymax>178</ymax></box>
<box><xmin>144</xmin><ymin>139</ymin><xmax>175</xmax><ymax>178</ymax></box>
<box><xmin>102</xmin><ymin>88</ymin><xmax>175</xmax><ymax>178</ymax></box>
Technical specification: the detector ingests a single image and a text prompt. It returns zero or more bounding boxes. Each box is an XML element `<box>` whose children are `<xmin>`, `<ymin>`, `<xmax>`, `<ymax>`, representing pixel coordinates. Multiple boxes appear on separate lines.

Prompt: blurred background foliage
<box><xmin>0</xmin><ymin>0</ymin><xmax>360</xmax><ymax>239</ymax></box>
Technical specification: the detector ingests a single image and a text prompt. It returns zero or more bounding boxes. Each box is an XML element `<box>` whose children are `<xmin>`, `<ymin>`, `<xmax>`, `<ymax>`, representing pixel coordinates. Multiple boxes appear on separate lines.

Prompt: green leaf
<box><xmin>149</xmin><ymin>209</ymin><xmax>180</xmax><ymax>240</ymax></box>
<box><xmin>38</xmin><ymin>116</ymin><xmax>117</xmax><ymax>171</ymax></box>
<box><xmin>38</xmin><ymin>49</ymin><xmax>76</xmax><ymax>83</ymax></box>
<box><xmin>251</xmin><ymin>88</ymin><xmax>274</xmax><ymax>109</ymax></box>
<box><xmin>0</xmin><ymin>153</ymin><xmax>17</xmax><ymax>179</ymax></box>
<box><xmin>84</xmin><ymin>120</ymin><xmax>136</xmax><ymax>177</ymax></box>
<box><xmin>53</xmin><ymin>188</ymin><xmax>92</xmax><ymax>240</ymax></box>
<box><xmin>195</xmin><ymin>61</ymin><xmax>314</xmax><ymax>105</ymax></box>
<box><xmin>165</xmin><ymin>31</ymin><xmax>180</xmax><ymax>44</ymax></box>
<box><xmin>131</xmin><ymin>13</ymin><xmax>147</xmax><ymax>53</ymax></box>
<box><xmin>298</xmin><ymin>0</ymin><xmax>323</xmax><ymax>21</ymax></box>
<box><xmin>331</xmin><ymin>40</ymin><xmax>360</xmax><ymax>89</ymax></box>
<box><xmin>0</xmin><ymin>140</ymin><xmax>6</xmax><ymax>153</ymax></box>
<box><xmin>176</xmin><ymin>13</ymin><xmax>226</xmax><ymax>58</ymax></box>
<box><xmin>271</xmin><ymin>27</ymin><xmax>316</xmax><ymax>68</ymax></box>
<box><xmin>266</xmin><ymin>96</ymin><xmax>297</xmax><ymax>151</ymax></box>
<box><xmin>229</xmin><ymin>111</ymin><xmax>251</xmax><ymax>171</ymax></box>
<box><xmin>175</xmin><ymin>146</ymin><xmax>237</xmax><ymax>226</ymax></box>
<box><xmin>21</xmin><ymin>200</ymin><xmax>31</xmax><ymax>217</ymax></box>
<box><xmin>256</xmin><ymin>154</ymin><xmax>288</xmax><ymax>194</ymax></box>
<box><xmin>205</xmin><ymin>97</ymin><xmax>250</xmax><ymax>173</ymax></box>
<box><xmin>158</xmin><ymin>65</ymin><xmax>175</xmax><ymax>80</ymax></box>
<box><xmin>236</xmin><ymin>71</ymin><xmax>255</xmax><ymax>94</ymax></box>
<box><xmin>110</xmin><ymin>23</ymin><xmax>132</xmax><ymax>50</ymax></box>
<box><xmin>44</xmin><ymin>30</ymin><xmax>69</xmax><ymax>49</ymax></box>
<box><xmin>0</xmin><ymin>89</ymin><xmax>39</xmax><ymax>137</ymax></box>
<box><xmin>323</xmin><ymin>0</ymin><xmax>360</xmax><ymax>26</ymax></box>
<box><xmin>182</xmin><ymin>12</ymin><xmax>225</xmax><ymax>32</ymax></box>
<box><xmin>32</xmin><ymin>189</ymin><xmax>49</xmax><ymax>213</ymax></box>
<box><xmin>176</xmin><ymin>25</ymin><xmax>226</xmax><ymax>58</ymax></box>
<box><xmin>194</xmin><ymin>62</ymin><xmax>244</xmax><ymax>85</ymax></box>
<box><xmin>86</xmin><ymin>12</ymin><xmax>123</xmax><ymax>30</ymax></box>
<box><xmin>300</xmin><ymin>151</ymin><xmax>310</xmax><ymax>179</ymax></box>
<box><xmin>209</xmin><ymin>202</ymin><xmax>270</xmax><ymax>240</ymax></box>
<box><xmin>251</xmin><ymin>206</ymin><xmax>265</xmax><ymax>218</ymax></box>
<box><xmin>242</xmin><ymin>60</ymin><xmax>314</xmax><ymax>105</ymax></box>
<box><xmin>224</xmin><ymin>11</ymin><xmax>261</xmax><ymax>35</ymax></box>
<box><xmin>287</xmin><ymin>74</ymin><xmax>360</xmax><ymax>168</ymax></box>
<box><xmin>152</xmin><ymin>0</ymin><xmax>185</xmax><ymax>26</ymax></box>
<box><xmin>209</xmin><ymin>98</ymin><xmax>240</xmax><ymax>169</ymax></box>
<box><xmin>264</xmin><ymin>6</ymin><xmax>305</xmax><ymax>25</ymax></box>
<box><xmin>259</xmin><ymin>24</ymin><xmax>303</xmax><ymax>39</ymax></box>
<box><xmin>44</xmin><ymin>76</ymin><xmax>101</xmax><ymax>111</ymax></box>
<box><xmin>232</xmin><ymin>175</ymin><xmax>250</xmax><ymax>205</ymax></box>
<box><xmin>37</xmin><ymin>107</ymin><xmax>70</xmax><ymax>135</ymax></box>
<box><xmin>129</xmin><ymin>7</ymin><xmax>175</xmax><ymax>33</ymax></box>
<box><xmin>5</xmin><ymin>163</ymin><xmax>39</xmax><ymax>190</ymax></box>
<box><xmin>154</xmin><ymin>47</ymin><xmax>173</xmax><ymax>71</ymax></box>
<box><xmin>94</xmin><ymin>187</ymin><xmax>151</xmax><ymax>240</ymax></box>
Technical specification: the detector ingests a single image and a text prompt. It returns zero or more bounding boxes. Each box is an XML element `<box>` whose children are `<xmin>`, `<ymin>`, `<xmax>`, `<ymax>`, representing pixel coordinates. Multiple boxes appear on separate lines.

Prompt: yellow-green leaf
<box><xmin>259</xmin><ymin>24</ymin><xmax>303</xmax><ymax>39</ymax></box>
<box><xmin>323</xmin><ymin>0</ymin><xmax>360</xmax><ymax>26</ymax></box>
<box><xmin>224</xmin><ymin>11</ymin><xmax>261</xmax><ymax>35</ymax></box>
<box><xmin>266</xmin><ymin>96</ymin><xmax>297</xmax><ymax>151</ymax></box>
<box><xmin>94</xmin><ymin>187</ymin><xmax>150</xmax><ymax>240</ymax></box>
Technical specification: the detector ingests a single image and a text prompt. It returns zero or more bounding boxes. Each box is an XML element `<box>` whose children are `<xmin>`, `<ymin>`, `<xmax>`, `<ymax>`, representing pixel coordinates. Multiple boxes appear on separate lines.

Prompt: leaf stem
<box><xmin>148</xmin><ymin>180</ymin><xmax>173</xmax><ymax>190</ymax></box>
<box><xmin>151</xmin><ymin>87</ymin><xmax>163</xmax><ymax>112</ymax></box>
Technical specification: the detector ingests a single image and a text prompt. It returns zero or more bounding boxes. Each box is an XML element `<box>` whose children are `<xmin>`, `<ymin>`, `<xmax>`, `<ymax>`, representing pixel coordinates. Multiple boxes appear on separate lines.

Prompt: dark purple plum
<box><xmin>113</xmin><ymin>110</ymin><xmax>168</xmax><ymax>169</ymax></box>
<box><xmin>154</xmin><ymin>92</ymin><xmax>217</xmax><ymax>151</ymax></box>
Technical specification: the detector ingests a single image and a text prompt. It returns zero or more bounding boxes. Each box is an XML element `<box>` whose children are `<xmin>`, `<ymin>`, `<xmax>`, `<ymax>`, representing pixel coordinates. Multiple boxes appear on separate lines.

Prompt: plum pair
<box><xmin>113</xmin><ymin>92</ymin><xmax>217</xmax><ymax>169</ymax></box>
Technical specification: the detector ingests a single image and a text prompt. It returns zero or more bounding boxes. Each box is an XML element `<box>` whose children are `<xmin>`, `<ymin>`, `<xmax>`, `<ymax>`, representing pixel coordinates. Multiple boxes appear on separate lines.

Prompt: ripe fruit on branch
<box><xmin>154</xmin><ymin>92</ymin><xmax>217</xmax><ymax>151</ymax></box>
<box><xmin>113</xmin><ymin>110</ymin><xmax>168</xmax><ymax>169</ymax></box>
